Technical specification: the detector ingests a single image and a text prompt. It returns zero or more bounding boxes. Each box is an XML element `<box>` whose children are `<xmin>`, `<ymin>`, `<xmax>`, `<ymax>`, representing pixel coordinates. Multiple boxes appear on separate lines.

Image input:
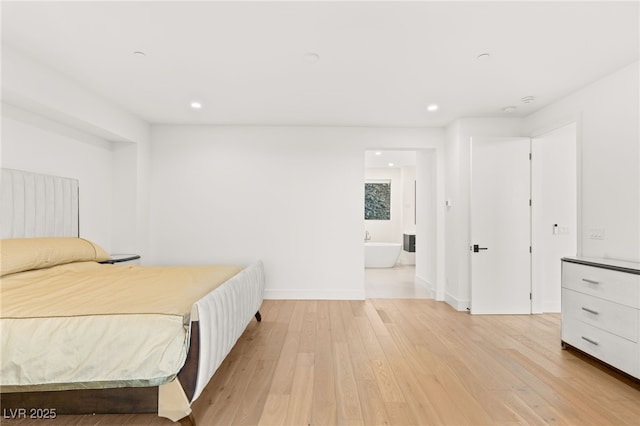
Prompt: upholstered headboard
<box><xmin>1</xmin><ymin>168</ymin><xmax>79</xmax><ymax>239</ymax></box>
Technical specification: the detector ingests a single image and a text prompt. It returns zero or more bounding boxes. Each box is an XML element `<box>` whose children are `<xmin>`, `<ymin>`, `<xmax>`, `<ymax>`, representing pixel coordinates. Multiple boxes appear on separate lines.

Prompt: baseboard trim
<box><xmin>542</xmin><ymin>300</ymin><xmax>561</xmax><ymax>313</ymax></box>
<box><xmin>264</xmin><ymin>289</ymin><xmax>366</xmax><ymax>300</ymax></box>
<box><xmin>445</xmin><ymin>292</ymin><xmax>470</xmax><ymax>311</ymax></box>
<box><xmin>415</xmin><ymin>275</ymin><xmax>435</xmax><ymax>298</ymax></box>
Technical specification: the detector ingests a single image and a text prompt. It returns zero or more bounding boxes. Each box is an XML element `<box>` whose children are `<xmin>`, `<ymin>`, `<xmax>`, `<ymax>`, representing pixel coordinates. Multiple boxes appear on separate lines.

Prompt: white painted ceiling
<box><xmin>2</xmin><ymin>1</ymin><xmax>638</xmax><ymax>127</ymax></box>
<box><xmin>365</xmin><ymin>150</ymin><xmax>416</xmax><ymax>168</ymax></box>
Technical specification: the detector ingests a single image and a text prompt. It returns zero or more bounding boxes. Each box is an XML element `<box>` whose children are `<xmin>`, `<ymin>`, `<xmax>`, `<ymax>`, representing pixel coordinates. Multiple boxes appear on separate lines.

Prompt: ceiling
<box><xmin>2</xmin><ymin>1</ymin><xmax>638</xmax><ymax>128</ymax></box>
<box><xmin>365</xmin><ymin>150</ymin><xmax>416</xmax><ymax>168</ymax></box>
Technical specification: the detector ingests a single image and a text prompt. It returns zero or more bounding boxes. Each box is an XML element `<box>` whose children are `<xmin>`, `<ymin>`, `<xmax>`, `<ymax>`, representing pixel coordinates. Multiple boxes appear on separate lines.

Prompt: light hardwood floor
<box><xmin>4</xmin><ymin>299</ymin><xmax>640</xmax><ymax>425</ymax></box>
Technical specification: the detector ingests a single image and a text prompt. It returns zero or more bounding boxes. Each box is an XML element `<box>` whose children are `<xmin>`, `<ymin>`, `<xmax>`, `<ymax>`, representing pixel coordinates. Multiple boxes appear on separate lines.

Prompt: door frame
<box><xmin>469</xmin><ymin>136</ymin><xmax>532</xmax><ymax>314</ymax></box>
<box><xmin>468</xmin><ymin>118</ymin><xmax>581</xmax><ymax>314</ymax></box>
<box><xmin>530</xmin><ymin>119</ymin><xmax>581</xmax><ymax>313</ymax></box>
<box><xmin>530</xmin><ymin>117</ymin><xmax>583</xmax><ymax>259</ymax></box>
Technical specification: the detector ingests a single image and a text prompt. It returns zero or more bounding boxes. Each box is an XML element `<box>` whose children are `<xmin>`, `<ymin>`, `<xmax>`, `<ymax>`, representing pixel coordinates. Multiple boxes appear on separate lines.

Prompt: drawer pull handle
<box><xmin>582</xmin><ymin>278</ymin><xmax>600</xmax><ymax>285</ymax></box>
<box><xmin>581</xmin><ymin>307</ymin><xmax>599</xmax><ymax>315</ymax></box>
<box><xmin>581</xmin><ymin>336</ymin><xmax>599</xmax><ymax>346</ymax></box>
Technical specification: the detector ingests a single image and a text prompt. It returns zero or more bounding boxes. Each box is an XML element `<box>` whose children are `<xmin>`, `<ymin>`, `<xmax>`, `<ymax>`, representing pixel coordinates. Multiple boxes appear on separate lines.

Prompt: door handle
<box><xmin>472</xmin><ymin>244</ymin><xmax>488</xmax><ymax>253</ymax></box>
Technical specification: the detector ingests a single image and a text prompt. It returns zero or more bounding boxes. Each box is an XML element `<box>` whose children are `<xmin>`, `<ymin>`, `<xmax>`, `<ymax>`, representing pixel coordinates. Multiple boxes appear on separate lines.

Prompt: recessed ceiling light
<box><xmin>427</xmin><ymin>104</ymin><xmax>439</xmax><ymax>112</ymax></box>
<box><xmin>303</xmin><ymin>52</ymin><xmax>320</xmax><ymax>63</ymax></box>
<box><xmin>521</xmin><ymin>96</ymin><xmax>535</xmax><ymax>104</ymax></box>
<box><xmin>190</xmin><ymin>101</ymin><xmax>203</xmax><ymax>109</ymax></box>
<box><xmin>477</xmin><ymin>53</ymin><xmax>491</xmax><ymax>60</ymax></box>
<box><xmin>388</xmin><ymin>162</ymin><xmax>394</xmax><ymax>167</ymax></box>
<box><xmin>502</xmin><ymin>106</ymin><xmax>517</xmax><ymax>113</ymax></box>
<box><xmin>375</xmin><ymin>151</ymin><xmax>382</xmax><ymax>156</ymax></box>
<box><xmin>133</xmin><ymin>51</ymin><xmax>146</xmax><ymax>57</ymax></box>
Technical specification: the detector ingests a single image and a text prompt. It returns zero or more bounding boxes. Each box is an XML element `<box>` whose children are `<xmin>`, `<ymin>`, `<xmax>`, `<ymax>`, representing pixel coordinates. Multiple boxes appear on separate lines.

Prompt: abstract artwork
<box><xmin>364</xmin><ymin>181</ymin><xmax>391</xmax><ymax>220</ymax></box>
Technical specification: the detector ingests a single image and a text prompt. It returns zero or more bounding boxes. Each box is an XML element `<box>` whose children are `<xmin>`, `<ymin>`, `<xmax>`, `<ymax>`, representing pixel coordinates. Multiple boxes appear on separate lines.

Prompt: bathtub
<box><xmin>364</xmin><ymin>242</ymin><xmax>402</xmax><ymax>268</ymax></box>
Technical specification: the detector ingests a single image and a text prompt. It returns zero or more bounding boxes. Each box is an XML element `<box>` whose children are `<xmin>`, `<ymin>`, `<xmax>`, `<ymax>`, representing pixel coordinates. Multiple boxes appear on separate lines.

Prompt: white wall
<box><xmin>401</xmin><ymin>166</ymin><xmax>417</xmax><ymax>235</ymax></box>
<box><xmin>400</xmin><ymin>165</ymin><xmax>416</xmax><ymax>265</ymax></box>
<box><xmin>111</xmin><ymin>142</ymin><xmax>138</xmax><ymax>254</ymax></box>
<box><xmin>416</xmin><ymin>150</ymin><xmax>438</xmax><ymax>295</ymax></box>
<box><xmin>1</xmin><ymin>104</ymin><xmax>114</xmax><ymax>249</ymax></box>
<box><xmin>1</xmin><ymin>45</ymin><xmax>151</xmax><ymax>257</ymax></box>
<box><xmin>110</xmin><ymin>137</ymin><xmax>151</xmax><ymax>257</ymax></box>
<box><xmin>2</xmin><ymin>45</ymin><xmax>148</xmax><ymax>144</ymax></box>
<box><xmin>149</xmin><ymin>125</ymin><xmax>445</xmax><ymax>300</ymax></box>
<box><xmin>525</xmin><ymin>61</ymin><xmax>640</xmax><ymax>263</ymax></box>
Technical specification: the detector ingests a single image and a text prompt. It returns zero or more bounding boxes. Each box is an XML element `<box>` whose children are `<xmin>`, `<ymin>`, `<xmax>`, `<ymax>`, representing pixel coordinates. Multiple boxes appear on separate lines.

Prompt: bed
<box><xmin>0</xmin><ymin>168</ymin><xmax>265</xmax><ymax>425</ymax></box>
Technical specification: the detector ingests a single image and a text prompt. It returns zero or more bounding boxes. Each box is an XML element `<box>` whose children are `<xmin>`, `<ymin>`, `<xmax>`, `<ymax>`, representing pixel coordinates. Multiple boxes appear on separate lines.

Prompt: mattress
<box><xmin>0</xmin><ymin>261</ymin><xmax>242</xmax><ymax>391</ymax></box>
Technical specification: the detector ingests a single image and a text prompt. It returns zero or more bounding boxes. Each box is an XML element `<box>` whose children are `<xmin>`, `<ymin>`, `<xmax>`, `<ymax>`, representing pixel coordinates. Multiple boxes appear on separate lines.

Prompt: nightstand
<box><xmin>100</xmin><ymin>254</ymin><xmax>141</xmax><ymax>265</ymax></box>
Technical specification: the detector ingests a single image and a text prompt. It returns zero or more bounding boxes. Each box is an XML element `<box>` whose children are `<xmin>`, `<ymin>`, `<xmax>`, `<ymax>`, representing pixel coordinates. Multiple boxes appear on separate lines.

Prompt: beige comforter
<box><xmin>0</xmin><ymin>262</ymin><xmax>241</xmax><ymax>390</ymax></box>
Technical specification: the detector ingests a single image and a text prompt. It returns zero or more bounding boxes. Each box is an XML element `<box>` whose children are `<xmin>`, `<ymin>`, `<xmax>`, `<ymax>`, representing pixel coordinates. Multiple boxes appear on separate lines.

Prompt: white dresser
<box><xmin>561</xmin><ymin>257</ymin><xmax>640</xmax><ymax>379</ymax></box>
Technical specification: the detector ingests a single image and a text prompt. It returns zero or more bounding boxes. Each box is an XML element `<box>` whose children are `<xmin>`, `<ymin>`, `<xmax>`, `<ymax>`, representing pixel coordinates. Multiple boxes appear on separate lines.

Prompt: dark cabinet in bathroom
<box><xmin>403</xmin><ymin>234</ymin><xmax>415</xmax><ymax>252</ymax></box>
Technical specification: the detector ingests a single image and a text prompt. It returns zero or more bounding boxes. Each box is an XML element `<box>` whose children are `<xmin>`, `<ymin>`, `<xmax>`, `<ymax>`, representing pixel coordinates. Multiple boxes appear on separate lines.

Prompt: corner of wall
<box><xmin>444</xmin><ymin>292</ymin><xmax>469</xmax><ymax>312</ymax></box>
<box><xmin>3</xmin><ymin>44</ymin><xmax>152</xmax><ymax>260</ymax></box>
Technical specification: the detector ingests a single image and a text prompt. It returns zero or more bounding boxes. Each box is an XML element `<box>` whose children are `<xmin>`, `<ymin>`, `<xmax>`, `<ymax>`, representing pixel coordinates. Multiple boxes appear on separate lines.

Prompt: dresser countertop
<box><xmin>562</xmin><ymin>256</ymin><xmax>640</xmax><ymax>275</ymax></box>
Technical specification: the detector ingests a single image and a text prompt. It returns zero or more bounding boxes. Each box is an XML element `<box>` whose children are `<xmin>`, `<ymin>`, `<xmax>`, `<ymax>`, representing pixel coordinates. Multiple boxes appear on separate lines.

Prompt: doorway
<box><xmin>363</xmin><ymin>149</ymin><xmax>433</xmax><ymax>298</ymax></box>
<box><xmin>470</xmin><ymin>137</ymin><xmax>532</xmax><ymax>314</ymax></box>
<box><xmin>470</xmin><ymin>123</ymin><xmax>578</xmax><ymax>314</ymax></box>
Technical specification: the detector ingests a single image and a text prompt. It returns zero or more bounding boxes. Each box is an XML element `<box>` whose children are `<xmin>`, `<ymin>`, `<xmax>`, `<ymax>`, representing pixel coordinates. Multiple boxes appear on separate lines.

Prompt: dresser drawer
<box><xmin>562</xmin><ymin>317</ymin><xmax>638</xmax><ymax>377</ymax></box>
<box><xmin>562</xmin><ymin>261</ymin><xmax>640</xmax><ymax>308</ymax></box>
<box><xmin>562</xmin><ymin>288</ymin><xmax>638</xmax><ymax>342</ymax></box>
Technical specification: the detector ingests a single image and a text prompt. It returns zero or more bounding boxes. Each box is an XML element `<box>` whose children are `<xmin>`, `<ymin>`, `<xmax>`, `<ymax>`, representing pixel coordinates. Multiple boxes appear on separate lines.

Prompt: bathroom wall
<box><xmin>401</xmin><ymin>165</ymin><xmax>416</xmax><ymax>265</ymax></box>
<box><xmin>364</xmin><ymin>166</ymin><xmax>416</xmax><ymax>266</ymax></box>
<box><xmin>364</xmin><ymin>167</ymin><xmax>402</xmax><ymax>244</ymax></box>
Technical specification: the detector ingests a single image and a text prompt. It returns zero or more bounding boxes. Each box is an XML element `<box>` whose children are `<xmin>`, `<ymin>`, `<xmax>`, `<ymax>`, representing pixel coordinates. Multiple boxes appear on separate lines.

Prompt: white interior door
<box><xmin>531</xmin><ymin>123</ymin><xmax>578</xmax><ymax>313</ymax></box>
<box><xmin>471</xmin><ymin>137</ymin><xmax>531</xmax><ymax>314</ymax></box>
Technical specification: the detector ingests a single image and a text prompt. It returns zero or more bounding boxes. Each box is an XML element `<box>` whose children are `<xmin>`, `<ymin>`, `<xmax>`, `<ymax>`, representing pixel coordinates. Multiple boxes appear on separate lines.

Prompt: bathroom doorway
<box><xmin>363</xmin><ymin>150</ymin><xmax>432</xmax><ymax>298</ymax></box>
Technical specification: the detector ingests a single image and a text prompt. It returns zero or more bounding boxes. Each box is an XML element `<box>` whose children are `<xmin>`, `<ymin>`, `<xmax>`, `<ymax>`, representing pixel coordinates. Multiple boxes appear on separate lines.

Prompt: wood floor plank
<box><xmin>355</xmin><ymin>315</ymin><xmax>386</xmax><ymax>362</ymax></box>
<box><xmin>328</xmin><ymin>301</ymin><xmax>347</xmax><ymax>343</ymax></box>
<box><xmin>316</xmin><ymin>300</ymin><xmax>331</xmax><ymax>331</ymax></box>
<box><xmin>257</xmin><ymin>394</ymin><xmax>289</xmax><ymax>426</ymax></box>
<box><xmin>274</xmin><ymin>299</ymin><xmax>295</xmax><ymax>324</ymax></box>
<box><xmin>283</xmin><ymin>353</ymin><xmax>314</xmax><ymax>426</ymax></box>
<box><xmin>264</xmin><ymin>328</ymin><xmax>299</xmax><ymax>395</ymax></box>
<box><xmin>496</xmin><ymin>390</ymin><xmax>548</xmax><ymax>425</ymax></box>
<box><xmin>287</xmin><ymin>300</ymin><xmax>306</xmax><ymax>332</ymax></box>
<box><xmin>344</xmin><ymin>318</ymin><xmax>376</xmax><ymax>382</ymax></box>
<box><xmin>355</xmin><ymin>380</ymin><xmax>391</xmax><ymax>426</ymax></box>
<box><xmin>442</xmin><ymin>355</ymin><xmax>525</xmax><ymax>424</ymax></box>
<box><xmin>230</xmin><ymin>359</ymin><xmax>276</xmax><ymax>426</ymax></box>
<box><xmin>198</xmin><ymin>340</ymin><xmax>261</xmax><ymax>425</ymax></box>
<box><xmin>382</xmin><ymin>402</ymin><xmax>419</xmax><ymax>426</ymax></box>
<box><xmin>368</xmin><ymin>358</ymin><xmax>405</xmax><ymax>404</ymax></box>
<box><xmin>415</xmin><ymin>371</ymin><xmax>475</xmax><ymax>425</ymax></box>
<box><xmin>332</xmin><ymin>342</ymin><xmax>364</xmax><ymax>424</ymax></box>
<box><xmin>311</xmin><ymin>327</ymin><xmax>337</xmax><ymax>426</ymax></box>
<box><xmin>298</xmin><ymin>302</ymin><xmax>318</xmax><ymax>354</ymax></box>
